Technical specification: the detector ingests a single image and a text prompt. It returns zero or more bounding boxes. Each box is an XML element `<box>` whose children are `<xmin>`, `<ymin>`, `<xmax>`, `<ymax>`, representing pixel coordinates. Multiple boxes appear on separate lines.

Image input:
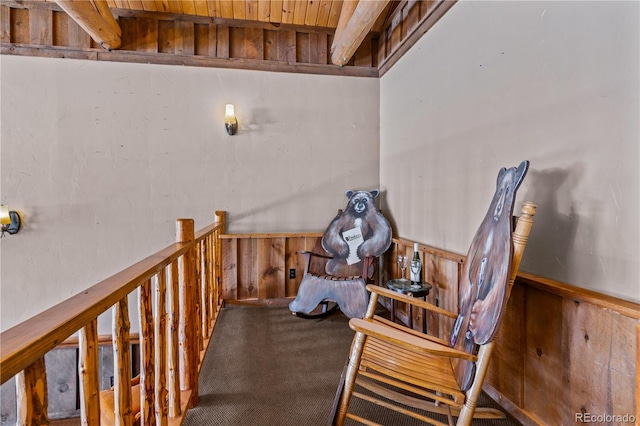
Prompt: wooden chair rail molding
<box><xmin>0</xmin><ymin>211</ymin><xmax>227</xmax><ymax>425</ymax></box>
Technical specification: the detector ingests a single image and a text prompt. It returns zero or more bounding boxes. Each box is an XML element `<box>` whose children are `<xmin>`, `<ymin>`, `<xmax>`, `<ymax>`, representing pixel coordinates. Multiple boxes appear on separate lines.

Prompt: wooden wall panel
<box><xmin>29</xmin><ymin>8</ymin><xmax>51</xmax><ymax>46</ymax></box>
<box><xmin>229</xmin><ymin>26</ymin><xmax>244</xmax><ymax>58</ymax></box>
<box><xmin>486</xmin><ymin>282</ymin><xmax>525</xmax><ymax>407</ymax></box>
<box><xmin>403</xmin><ymin>0</ymin><xmax>421</xmax><ymax>36</ymax></box>
<box><xmin>175</xmin><ymin>20</ymin><xmax>194</xmax><ymax>55</ymax></box>
<box><xmin>295</xmin><ymin>31</ymin><xmax>309</xmax><ymax>63</ymax></box>
<box><xmin>158</xmin><ymin>20</ymin><xmax>175</xmax><ymax>53</ymax></box>
<box><xmin>257</xmin><ymin>238</ymin><xmax>285</xmax><ymax>299</ymax></box>
<box><xmin>353</xmin><ymin>36</ymin><xmax>371</xmax><ymax>67</ymax></box>
<box><xmin>119</xmin><ymin>16</ymin><xmax>138</xmax><ymax>50</ymax></box>
<box><xmin>237</xmin><ymin>238</ymin><xmax>258</xmax><ymax>299</ymax></box>
<box><xmin>194</xmin><ymin>22</ymin><xmax>210</xmax><ymax>55</ymax></box>
<box><xmin>277</xmin><ymin>30</ymin><xmax>296</xmax><ymax>62</ymax></box>
<box><xmin>137</xmin><ymin>17</ymin><xmax>159</xmax><ymax>53</ymax></box>
<box><xmin>285</xmin><ymin>237</ymin><xmax>305</xmax><ymax>297</ymax></box>
<box><xmin>565</xmin><ymin>300</ymin><xmax>636</xmax><ymax>423</ymax></box>
<box><xmin>263</xmin><ymin>29</ymin><xmax>277</xmax><ymax>61</ymax></box>
<box><xmin>221</xmin><ymin>238</ymin><xmax>237</xmax><ymax>300</ymax></box>
<box><xmin>216</xmin><ymin>25</ymin><xmax>230</xmax><ymax>58</ymax></box>
<box><xmin>244</xmin><ymin>27</ymin><xmax>263</xmax><ymax>60</ymax></box>
<box><xmin>1</xmin><ymin>5</ymin><xmax>10</xmax><ymax>43</ymax></box>
<box><xmin>51</xmin><ymin>10</ymin><xmax>68</xmax><ymax>46</ymax></box>
<box><xmin>432</xmin><ymin>256</ymin><xmax>459</xmax><ymax>339</ymax></box>
<box><xmin>309</xmin><ymin>32</ymin><xmax>327</xmax><ymax>64</ymax></box>
<box><xmin>207</xmin><ymin>23</ymin><xmax>217</xmax><ymax>56</ymax></box>
<box><xmin>51</xmin><ymin>10</ymin><xmax>90</xmax><ymax>49</ymax></box>
<box><xmin>9</xmin><ymin>8</ymin><xmax>29</xmax><ymax>44</ymax></box>
<box><xmin>67</xmin><ymin>15</ymin><xmax>91</xmax><ymax>48</ymax></box>
<box><xmin>523</xmin><ymin>288</ymin><xmax>565</xmax><ymax>425</ymax></box>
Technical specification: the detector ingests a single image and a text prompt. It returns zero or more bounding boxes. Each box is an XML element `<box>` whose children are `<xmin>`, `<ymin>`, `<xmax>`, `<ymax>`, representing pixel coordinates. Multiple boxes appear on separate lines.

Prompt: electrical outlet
<box><xmin>289</xmin><ymin>269</ymin><xmax>296</xmax><ymax>279</ymax></box>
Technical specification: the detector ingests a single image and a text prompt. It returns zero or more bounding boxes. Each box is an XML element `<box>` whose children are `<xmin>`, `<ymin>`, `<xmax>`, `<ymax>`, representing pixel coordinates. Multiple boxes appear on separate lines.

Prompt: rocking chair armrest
<box><xmin>365</xmin><ymin>284</ymin><xmax>458</xmax><ymax>319</ymax></box>
<box><xmin>349</xmin><ymin>318</ymin><xmax>478</xmax><ymax>362</ymax></box>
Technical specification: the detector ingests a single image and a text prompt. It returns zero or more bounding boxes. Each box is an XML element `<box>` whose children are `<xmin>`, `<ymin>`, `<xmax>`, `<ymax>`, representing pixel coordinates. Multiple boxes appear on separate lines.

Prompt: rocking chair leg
<box><xmin>328</xmin><ymin>361</ymin><xmax>349</xmax><ymax>425</ymax></box>
<box><xmin>445</xmin><ymin>404</ymin><xmax>454</xmax><ymax>426</ymax></box>
<box><xmin>334</xmin><ymin>331</ymin><xmax>368</xmax><ymax>425</ymax></box>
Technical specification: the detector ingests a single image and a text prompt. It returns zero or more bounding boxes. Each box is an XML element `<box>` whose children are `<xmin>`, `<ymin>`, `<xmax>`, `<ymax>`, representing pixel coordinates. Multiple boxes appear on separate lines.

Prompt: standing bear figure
<box><xmin>322</xmin><ymin>189</ymin><xmax>392</xmax><ymax>276</ymax></box>
<box><xmin>288</xmin><ymin>190</ymin><xmax>392</xmax><ymax>319</ymax></box>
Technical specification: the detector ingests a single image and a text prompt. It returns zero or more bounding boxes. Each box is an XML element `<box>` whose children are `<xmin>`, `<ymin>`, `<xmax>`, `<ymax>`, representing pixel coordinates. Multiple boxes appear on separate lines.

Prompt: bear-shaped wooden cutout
<box><xmin>451</xmin><ymin>160</ymin><xmax>529</xmax><ymax>391</ymax></box>
<box><xmin>322</xmin><ymin>189</ymin><xmax>392</xmax><ymax>276</ymax></box>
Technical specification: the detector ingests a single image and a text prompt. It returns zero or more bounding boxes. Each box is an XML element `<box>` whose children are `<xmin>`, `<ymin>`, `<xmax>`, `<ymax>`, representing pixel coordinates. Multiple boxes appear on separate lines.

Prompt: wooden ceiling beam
<box><xmin>330</xmin><ymin>0</ymin><xmax>390</xmax><ymax>66</ymax></box>
<box><xmin>332</xmin><ymin>0</ymin><xmax>358</xmax><ymax>47</ymax></box>
<box><xmin>54</xmin><ymin>0</ymin><xmax>122</xmax><ymax>50</ymax></box>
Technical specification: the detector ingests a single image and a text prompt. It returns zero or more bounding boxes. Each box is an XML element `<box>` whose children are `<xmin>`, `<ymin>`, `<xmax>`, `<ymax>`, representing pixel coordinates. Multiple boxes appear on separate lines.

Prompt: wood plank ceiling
<box><xmin>1</xmin><ymin>0</ymin><xmax>457</xmax><ymax>76</ymax></box>
<box><xmin>49</xmin><ymin>0</ymin><xmax>392</xmax><ymax>64</ymax></box>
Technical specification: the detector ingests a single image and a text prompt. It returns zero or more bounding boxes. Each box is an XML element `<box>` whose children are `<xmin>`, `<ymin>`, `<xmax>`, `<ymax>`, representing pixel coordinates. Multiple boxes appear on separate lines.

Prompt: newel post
<box><xmin>215</xmin><ymin>211</ymin><xmax>226</xmax><ymax>231</ymax></box>
<box><xmin>176</xmin><ymin>218</ymin><xmax>198</xmax><ymax>407</ymax></box>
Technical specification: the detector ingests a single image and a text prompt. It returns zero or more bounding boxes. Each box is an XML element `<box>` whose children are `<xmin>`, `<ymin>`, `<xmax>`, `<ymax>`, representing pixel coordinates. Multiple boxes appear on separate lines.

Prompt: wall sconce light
<box><xmin>0</xmin><ymin>205</ymin><xmax>21</xmax><ymax>237</ymax></box>
<box><xmin>225</xmin><ymin>104</ymin><xmax>238</xmax><ymax>136</ymax></box>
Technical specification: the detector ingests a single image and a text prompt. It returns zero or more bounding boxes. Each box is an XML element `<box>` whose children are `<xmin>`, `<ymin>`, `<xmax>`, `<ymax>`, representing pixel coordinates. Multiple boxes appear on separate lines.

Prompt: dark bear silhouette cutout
<box><xmin>450</xmin><ymin>160</ymin><xmax>529</xmax><ymax>391</ymax></box>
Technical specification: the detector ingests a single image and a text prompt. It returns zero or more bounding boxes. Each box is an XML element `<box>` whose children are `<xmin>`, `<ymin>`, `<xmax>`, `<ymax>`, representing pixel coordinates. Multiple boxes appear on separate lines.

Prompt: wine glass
<box><xmin>397</xmin><ymin>255</ymin><xmax>408</xmax><ymax>280</ymax></box>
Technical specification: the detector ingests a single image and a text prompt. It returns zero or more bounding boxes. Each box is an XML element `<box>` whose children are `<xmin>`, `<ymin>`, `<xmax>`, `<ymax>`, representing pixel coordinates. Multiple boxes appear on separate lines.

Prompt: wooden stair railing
<box><xmin>0</xmin><ymin>211</ymin><xmax>226</xmax><ymax>425</ymax></box>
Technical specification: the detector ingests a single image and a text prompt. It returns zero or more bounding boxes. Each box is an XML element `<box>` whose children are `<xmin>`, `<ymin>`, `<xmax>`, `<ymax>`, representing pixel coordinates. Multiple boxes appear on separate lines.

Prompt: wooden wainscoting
<box><xmin>486</xmin><ymin>272</ymin><xmax>640</xmax><ymax>426</ymax></box>
<box><xmin>220</xmin><ymin>232</ymin><xmax>638</xmax><ymax>424</ymax></box>
<box><xmin>385</xmin><ymin>237</ymin><xmax>639</xmax><ymax>426</ymax></box>
<box><xmin>220</xmin><ymin>232</ymin><xmax>323</xmax><ymax>302</ymax></box>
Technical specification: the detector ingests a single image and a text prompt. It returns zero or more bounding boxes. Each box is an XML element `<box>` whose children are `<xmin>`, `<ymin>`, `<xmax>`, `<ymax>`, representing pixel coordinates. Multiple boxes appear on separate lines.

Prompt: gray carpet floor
<box><xmin>183</xmin><ymin>305</ymin><xmax>522</xmax><ymax>426</ymax></box>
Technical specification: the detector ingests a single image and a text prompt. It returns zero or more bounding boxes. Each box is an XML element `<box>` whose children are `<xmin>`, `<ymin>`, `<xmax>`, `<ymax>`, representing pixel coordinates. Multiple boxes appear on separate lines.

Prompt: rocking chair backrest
<box><xmin>450</xmin><ymin>160</ymin><xmax>530</xmax><ymax>391</ymax></box>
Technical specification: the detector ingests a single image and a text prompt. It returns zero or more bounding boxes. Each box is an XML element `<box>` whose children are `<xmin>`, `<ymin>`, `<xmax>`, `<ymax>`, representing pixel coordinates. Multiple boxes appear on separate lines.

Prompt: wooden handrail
<box><xmin>0</xmin><ymin>211</ymin><xmax>226</xmax><ymax>424</ymax></box>
<box><xmin>0</xmin><ymin>241</ymin><xmax>190</xmax><ymax>384</ymax></box>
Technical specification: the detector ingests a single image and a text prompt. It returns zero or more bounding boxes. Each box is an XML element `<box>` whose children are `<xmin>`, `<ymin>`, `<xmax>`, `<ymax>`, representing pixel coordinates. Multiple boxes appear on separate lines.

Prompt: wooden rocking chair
<box><xmin>289</xmin><ymin>189</ymin><xmax>392</xmax><ymax>319</ymax></box>
<box><xmin>332</xmin><ymin>161</ymin><xmax>536</xmax><ymax>426</ymax></box>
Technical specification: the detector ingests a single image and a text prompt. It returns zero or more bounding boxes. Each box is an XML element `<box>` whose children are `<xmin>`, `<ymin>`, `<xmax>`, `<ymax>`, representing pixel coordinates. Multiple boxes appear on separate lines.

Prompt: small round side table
<box><xmin>385</xmin><ymin>279</ymin><xmax>432</xmax><ymax>330</ymax></box>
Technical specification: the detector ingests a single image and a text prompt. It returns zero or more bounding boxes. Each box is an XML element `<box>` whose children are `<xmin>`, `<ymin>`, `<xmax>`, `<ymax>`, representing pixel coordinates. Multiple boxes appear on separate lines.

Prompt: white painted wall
<box><xmin>0</xmin><ymin>56</ymin><xmax>380</xmax><ymax>331</ymax></box>
<box><xmin>380</xmin><ymin>1</ymin><xmax>639</xmax><ymax>302</ymax></box>
<box><xmin>1</xmin><ymin>0</ymin><xmax>637</xmax><ymax>335</ymax></box>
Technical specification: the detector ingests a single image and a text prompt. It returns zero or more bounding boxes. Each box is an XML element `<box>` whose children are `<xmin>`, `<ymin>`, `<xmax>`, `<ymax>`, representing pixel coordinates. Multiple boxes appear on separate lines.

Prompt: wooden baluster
<box><xmin>155</xmin><ymin>268</ymin><xmax>168</xmax><ymax>426</ymax></box>
<box><xmin>208</xmin><ymin>234</ymin><xmax>215</xmax><ymax>327</ymax></box>
<box><xmin>212</xmin><ymin>233</ymin><xmax>218</xmax><ymax>315</ymax></box>
<box><xmin>113</xmin><ymin>298</ymin><xmax>133</xmax><ymax>426</ymax></box>
<box><xmin>195</xmin><ymin>240</ymin><xmax>203</xmax><ymax>353</ymax></box>
<box><xmin>139</xmin><ymin>278</ymin><xmax>155</xmax><ymax>425</ymax></box>
<box><xmin>214</xmin><ymin>211</ymin><xmax>226</xmax><ymax>313</ymax></box>
<box><xmin>168</xmin><ymin>261</ymin><xmax>181</xmax><ymax>417</ymax></box>
<box><xmin>16</xmin><ymin>356</ymin><xmax>49</xmax><ymax>425</ymax></box>
<box><xmin>176</xmin><ymin>218</ymin><xmax>198</xmax><ymax>407</ymax></box>
<box><xmin>79</xmin><ymin>318</ymin><xmax>100</xmax><ymax>425</ymax></box>
<box><xmin>200</xmin><ymin>239</ymin><xmax>209</xmax><ymax>340</ymax></box>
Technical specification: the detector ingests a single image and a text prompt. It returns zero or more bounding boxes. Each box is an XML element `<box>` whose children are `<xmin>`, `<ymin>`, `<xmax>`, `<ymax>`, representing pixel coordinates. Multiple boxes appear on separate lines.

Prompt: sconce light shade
<box><xmin>0</xmin><ymin>205</ymin><xmax>9</xmax><ymax>225</ymax></box>
<box><xmin>0</xmin><ymin>205</ymin><xmax>21</xmax><ymax>237</ymax></box>
<box><xmin>224</xmin><ymin>104</ymin><xmax>238</xmax><ymax>136</ymax></box>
